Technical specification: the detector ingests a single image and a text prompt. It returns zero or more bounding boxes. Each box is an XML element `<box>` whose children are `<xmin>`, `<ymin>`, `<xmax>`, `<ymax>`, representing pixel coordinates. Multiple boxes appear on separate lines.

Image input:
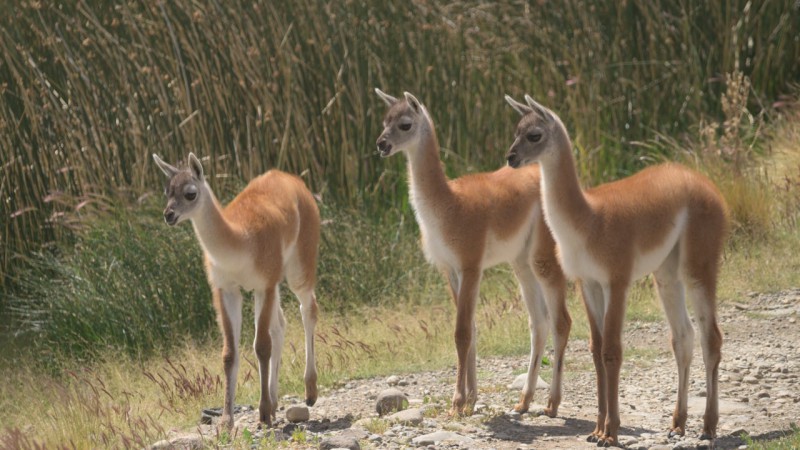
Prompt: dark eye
<box><xmin>184</xmin><ymin>192</ymin><xmax>197</xmax><ymax>201</ymax></box>
<box><xmin>527</xmin><ymin>133</ymin><xmax>542</xmax><ymax>143</ymax></box>
<box><xmin>399</xmin><ymin>123</ymin><xmax>412</xmax><ymax>131</ymax></box>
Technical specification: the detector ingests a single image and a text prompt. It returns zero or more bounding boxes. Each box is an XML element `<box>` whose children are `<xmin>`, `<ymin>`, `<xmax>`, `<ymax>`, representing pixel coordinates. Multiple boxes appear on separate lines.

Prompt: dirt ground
<box><xmin>155</xmin><ymin>288</ymin><xmax>800</xmax><ymax>449</ymax></box>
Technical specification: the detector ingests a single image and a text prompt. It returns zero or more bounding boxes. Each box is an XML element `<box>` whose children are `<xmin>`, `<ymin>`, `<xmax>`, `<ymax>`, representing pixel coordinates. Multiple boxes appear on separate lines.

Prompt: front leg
<box><xmin>215</xmin><ymin>288</ymin><xmax>243</xmax><ymax>430</ymax></box>
<box><xmin>450</xmin><ymin>268</ymin><xmax>481</xmax><ymax>416</ymax></box>
<box><xmin>580</xmin><ymin>280</ymin><xmax>607</xmax><ymax>442</ymax></box>
<box><xmin>254</xmin><ymin>283</ymin><xmax>278</xmax><ymax>427</ymax></box>
<box><xmin>598</xmin><ymin>281</ymin><xmax>629</xmax><ymax>448</ymax></box>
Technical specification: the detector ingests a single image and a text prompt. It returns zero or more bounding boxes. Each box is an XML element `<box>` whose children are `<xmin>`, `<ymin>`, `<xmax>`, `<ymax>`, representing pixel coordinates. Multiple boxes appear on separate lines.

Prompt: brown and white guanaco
<box><xmin>505</xmin><ymin>95</ymin><xmax>728</xmax><ymax>447</ymax></box>
<box><xmin>375</xmin><ymin>90</ymin><xmax>571</xmax><ymax>416</ymax></box>
<box><xmin>153</xmin><ymin>153</ymin><xmax>320</xmax><ymax>429</ymax></box>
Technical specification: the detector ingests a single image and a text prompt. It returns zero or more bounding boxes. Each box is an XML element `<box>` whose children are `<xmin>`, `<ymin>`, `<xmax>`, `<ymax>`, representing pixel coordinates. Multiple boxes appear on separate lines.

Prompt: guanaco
<box><xmin>505</xmin><ymin>95</ymin><xmax>728</xmax><ymax>446</ymax></box>
<box><xmin>375</xmin><ymin>89</ymin><xmax>571</xmax><ymax>416</ymax></box>
<box><xmin>153</xmin><ymin>153</ymin><xmax>320</xmax><ymax>429</ymax></box>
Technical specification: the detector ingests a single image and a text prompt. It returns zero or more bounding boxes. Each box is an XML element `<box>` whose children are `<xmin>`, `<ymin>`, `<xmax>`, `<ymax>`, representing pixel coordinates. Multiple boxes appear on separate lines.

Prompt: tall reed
<box><xmin>1</xmin><ymin>0</ymin><xmax>798</xmax><ymax>291</ymax></box>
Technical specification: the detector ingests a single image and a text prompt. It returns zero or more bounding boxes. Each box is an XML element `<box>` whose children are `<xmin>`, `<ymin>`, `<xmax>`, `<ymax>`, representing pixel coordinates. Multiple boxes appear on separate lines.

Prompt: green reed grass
<box><xmin>1</xmin><ymin>0</ymin><xmax>798</xmax><ymax>292</ymax></box>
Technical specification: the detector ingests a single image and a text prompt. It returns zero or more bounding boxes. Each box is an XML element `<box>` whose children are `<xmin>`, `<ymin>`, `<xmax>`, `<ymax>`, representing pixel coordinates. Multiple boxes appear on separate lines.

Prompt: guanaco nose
<box><xmin>164</xmin><ymin>209</ymin><xmax>176</xmax><ymax>224</ymax></box>
<box><xmin>376</xmin><ymin>138</ymin><xmax>389</xmax><ymax>152</ymax></box>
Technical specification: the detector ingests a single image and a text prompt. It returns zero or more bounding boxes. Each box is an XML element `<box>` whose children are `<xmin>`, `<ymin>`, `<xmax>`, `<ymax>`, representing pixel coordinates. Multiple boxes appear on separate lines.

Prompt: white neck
<box><xmin>537</xmin><ymin>131</ymin><xmax>593</xmax><ymax>242</ymax></box>
<box><xmin>404</xmin><ymin>114</ymin><xmax>453</xmax><ymax>213</ymax></box>
<box><xmin>190</xmin><ymin>182</ymin><xmax>242</xmax><ymax>264</ymax></box>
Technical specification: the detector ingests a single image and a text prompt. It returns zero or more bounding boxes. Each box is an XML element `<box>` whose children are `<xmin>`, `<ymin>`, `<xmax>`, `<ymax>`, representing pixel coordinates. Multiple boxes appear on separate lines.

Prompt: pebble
<box><xmin>412</xmin><ymin>430</ymin><xmax>474</xmax><ymax>445</ymax></box>
<box><xmin>318</xmin><ymin>435</ymin><xmax>361</xmax><ymax>450</ymax></box>
<box><xmin>286</xmin><ymin>405</ymin><xmax>310</xmax><ymax>423</ymax></box>
<box><xmin>743</xmin><ymin>375</ymin><xmax>759</xmax><ymax>384</ymax></box>
<box><xmin>507</xmin><ymin>373</ymin><xmax>549</xmax><ymax>390</ymax></box>
<box><xmin>387</xmin><ymin>408</ymin><xmax>423</xmax><ymax>426</ymax></box>
<box><xmin>375</xmin><ymin>388</ymin><xmax>408</xmax><ymax>416</ymax></box>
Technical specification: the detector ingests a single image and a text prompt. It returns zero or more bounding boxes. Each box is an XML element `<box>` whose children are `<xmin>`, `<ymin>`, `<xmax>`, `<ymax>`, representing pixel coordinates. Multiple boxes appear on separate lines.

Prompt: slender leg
<box><xmin>466</xmin><ymin>321</ymin><xmax>478</xmax><ymax>406</ymax></box>
<box><xmin>294</xmin><ymin>288</ymin><xmax>319</xmax><ymax>406</ymax></box>
<box><xmin>654</xmin><ymin>247</ymin><xmax>694</xmax><ymax>438</ymax></box>
<box><xmin>256</xmin><ymin>287</ymin><xmax>286</xmax><ymax>420</ymax></box>
<box><xmin>511</xmin><ymin>260</ymin><xmax>549</xmax><ymax>415</ymax></box>
<box><xmin>688</xmin><ymin>282</ymin><xmax>722</xmax><ymax>440</ymax></box>
<box><xmin>532</xmin><ymin>238</ymin><xmax>571</xmax><ymax>418</ymax></box>
<box><xmin>451</xmin><ymin>268</ymin><xmax>481</xmax><ymax>416</ymax></box>
<box><xmin>581</xmin><ymin>280</ymin><xmax>606</xmax><ymax>442</ymax></box>
<box><xmin>599</xmin><ymin>281</ymin><xmax>628</xmax><ymax>448</ymax></box>
<box><xmin>254</xmin><ymin>283</ymin><xmax>277</xmax><ymax>426</ymax></box>
<box><xmin>216</xmin><ymin>288</ymin><xmax>243</xmax><ymax>430</ymax></box>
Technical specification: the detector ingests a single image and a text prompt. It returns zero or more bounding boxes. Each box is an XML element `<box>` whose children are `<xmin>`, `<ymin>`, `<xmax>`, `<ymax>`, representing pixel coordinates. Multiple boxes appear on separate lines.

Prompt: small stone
<box><xmin>411</xmin><ymin>431</ymin><xmax>474</xmax><ymax>446</ymax></box>
<box><xmin>376</xmin><ymin>388</ymin><xmax>408</xmax><ymax>416</ymax></box>
<box><xmin>742</xmin><ymin>375</ymin><xmax>759</xmax><ymax>384</ymax></box>
<box><xmin>757</xmin><ymin>391</ymin><xmax>771</xmax><ymax>399</ymax></box>
<box><xmin>150</xmin><ymin>433</ymin><xmax>204</xmax><ymax>450</ymax></box>
<box><xmin>397</xmin><ymin>379</ymin><xmax>409</xmax><ymax>386</ymax></box>
<box><xmin>790</xmin><ymin>317</ymin><xmax>796</xmax><ymax>323</ymax></box>
<box><xmin>286</xmin><ymin>405</ymin><xmax>310</xmax><ymax>423</ymax></box>
<box><xmin>507</xmin><ymin>373</ymin><xmax>549</xmax><ymax>390</ymax></box>
<box><xmin>386</xmin><ymin>375</ymin><xmax>401</xmax><ymax>386</ymax></box>
<box><xmin>318</xmin><ymin>435</ymin><xmax>361</xmax><ymax>450</ymax></box>
<box><xmin>387</xmin><ymin>408</ymin><xmax>423</xmax><ymax>426</ymax></box>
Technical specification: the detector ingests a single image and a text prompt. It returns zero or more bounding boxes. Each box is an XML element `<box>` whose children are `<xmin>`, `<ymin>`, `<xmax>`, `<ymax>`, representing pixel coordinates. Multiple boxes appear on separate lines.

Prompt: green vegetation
<box><xmin>0</xmin><ymin>0</ymin><xmax>798</xmax><ymax>448</ymax></box>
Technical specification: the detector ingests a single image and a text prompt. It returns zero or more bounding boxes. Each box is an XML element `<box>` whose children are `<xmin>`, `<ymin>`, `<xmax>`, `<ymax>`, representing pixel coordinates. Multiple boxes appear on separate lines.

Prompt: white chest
<box><xmin>208</xmin><ymin>262</ymin><xmax>265</xmax><ymax>292</ymax></box>
<box><xmin>413</xmin><ymin>198</ymin><xmax>458</xmax><ymax>269</ymax></box>
<box><xmin>552</xmin><ymin>225</ymin><xmax>608</xmax><ymax>282</ymax></box>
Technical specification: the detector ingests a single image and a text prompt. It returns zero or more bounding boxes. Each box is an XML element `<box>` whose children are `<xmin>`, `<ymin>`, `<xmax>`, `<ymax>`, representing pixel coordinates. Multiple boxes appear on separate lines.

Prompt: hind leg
<box><xmin>293</xmin><ymin>288</ymin><xmax>319</xmax><ymax>406</ymax></box>
<box><xmin>654</xmin><ymin>246</ymin><xmax>695</xmax><ymax>437</ymax></box>
<box><xmin>255</xmin><ymin>287</ymin><xmax>286</xmax><ymax>419</ymax></box>
<box><xmin>253</xmin><ymin>283</ymin><xmax>277</xmax><ymax>426</ymax></box>
<box><xmin>687</xmin><ymin>281</ymin><xmax>722</xmax><ymax>440</ymax></box>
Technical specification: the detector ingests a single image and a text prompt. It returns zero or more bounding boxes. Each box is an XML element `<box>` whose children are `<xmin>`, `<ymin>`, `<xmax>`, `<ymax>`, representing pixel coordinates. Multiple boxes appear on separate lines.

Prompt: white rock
<box><xmin>412</xmin><ymin>431</ymin><xmax>474</xmax><ymax>445</ymax></box>
<box><xmin>386</xmin><ymin>375</ymin><xmax>401</xmax><ymax>386</ymax></box>
<box><xmin>387</xmin><ymin>408</ymin><xmax>424</xmax><ymax>426</ymax></box>
<box><xmin>507</xmin><ymin>373</ymin><xmax>549</xmax><ymax>390</ymax></box>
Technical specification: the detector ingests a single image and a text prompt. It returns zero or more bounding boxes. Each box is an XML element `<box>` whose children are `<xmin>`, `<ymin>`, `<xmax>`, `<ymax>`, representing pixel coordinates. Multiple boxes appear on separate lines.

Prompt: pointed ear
<box><xmin>374</xmin><ymin>88</ymin><xmax>398</xmax><ymax>106</ymax></box>
<box><xmin>403</xmin><ymin>92</ymin><xmax>422</xmax><ymax>114</ymax></box>
<box><xmin>504</xmin><ymin>95</ymin><xmax>533</xmax><ymax>116</ymax></box>
<box><xmin>523</xmin><ymin>94</ymin><xmax>554</xmax><ymax>122</ymax></box>
<box><xmin>152</xmin><ymin>154</ymin><xmax>178</xmax><ymax>178</ymax></box>
<box><xmin>187</xmin><ymin>153</ymin><xmax>204</xmax><ymax>181</ymax></box>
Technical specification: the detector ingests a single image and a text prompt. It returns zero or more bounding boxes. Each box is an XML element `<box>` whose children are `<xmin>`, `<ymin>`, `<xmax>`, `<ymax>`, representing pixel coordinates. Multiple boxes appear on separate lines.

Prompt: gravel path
<box><xmin>154</xmin><ymin>288</ymin><xmax>800</xmax><ymax>449</ymax></box>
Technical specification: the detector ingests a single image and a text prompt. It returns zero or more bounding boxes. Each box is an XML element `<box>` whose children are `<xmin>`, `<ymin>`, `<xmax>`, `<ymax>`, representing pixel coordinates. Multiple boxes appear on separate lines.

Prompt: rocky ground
<box><xmin>153</xmin><ymin>288</ymin><xmax>800</xmax><ymax>449</ymax></box>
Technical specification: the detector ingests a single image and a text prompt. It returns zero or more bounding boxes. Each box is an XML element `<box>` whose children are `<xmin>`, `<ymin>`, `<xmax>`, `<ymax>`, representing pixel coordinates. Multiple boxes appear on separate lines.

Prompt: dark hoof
<box><xmin>699</xmin><ymin>433</ymin><xmax>714</xmax><ymax>441</ymax></box>
<box><xmin>587</xmin><ymin>434</ymin><xmax>599</xmax><ymax>443</ymax></box>
<box><xmin>597</xmin><ymin>438</ymin><xmax>611</xmax><ymax>447</ymax></box>
<box><xmin>668</xmin><ymin>429</ymin><xmax>684</xmax><ymax>439</ymax></box>
<box><xmin>305</xmin><ymin>397</ymin><xmax>317</xmax><ymax>407</ymax></box>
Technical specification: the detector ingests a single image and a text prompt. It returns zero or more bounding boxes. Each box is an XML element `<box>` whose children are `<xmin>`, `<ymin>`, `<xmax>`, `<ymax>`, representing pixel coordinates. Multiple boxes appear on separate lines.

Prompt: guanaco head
<box><xmin>504</xmin><ymin>94</ymin><xmax>562</xmax><ymax>168</ymax></box>
<box><xmin>374</xmin><ymin>88</ymin><xmax>429</xmax><ymax>158</ymax></box>
<box><xmin>152</xmin><ymin>153</ymin><xmax>205</xmax><ymax>226</ymax></box>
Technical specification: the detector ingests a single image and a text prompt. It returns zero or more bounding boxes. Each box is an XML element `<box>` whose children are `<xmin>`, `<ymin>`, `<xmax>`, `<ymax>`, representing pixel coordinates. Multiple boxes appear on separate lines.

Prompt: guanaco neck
<box><xmin>190</xmin><ymin>182</ymin><xmax>244</xmax><ymax>265</ymax></box>
<box><xmin>538</xmin><ymin>128</ymin><xmax>594</xmax><ymax>235</ymax></box>
<box><xmin>405</xmin><ymin>114</ymin><xmax>454</xmax><ymax>211</ymax></box>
